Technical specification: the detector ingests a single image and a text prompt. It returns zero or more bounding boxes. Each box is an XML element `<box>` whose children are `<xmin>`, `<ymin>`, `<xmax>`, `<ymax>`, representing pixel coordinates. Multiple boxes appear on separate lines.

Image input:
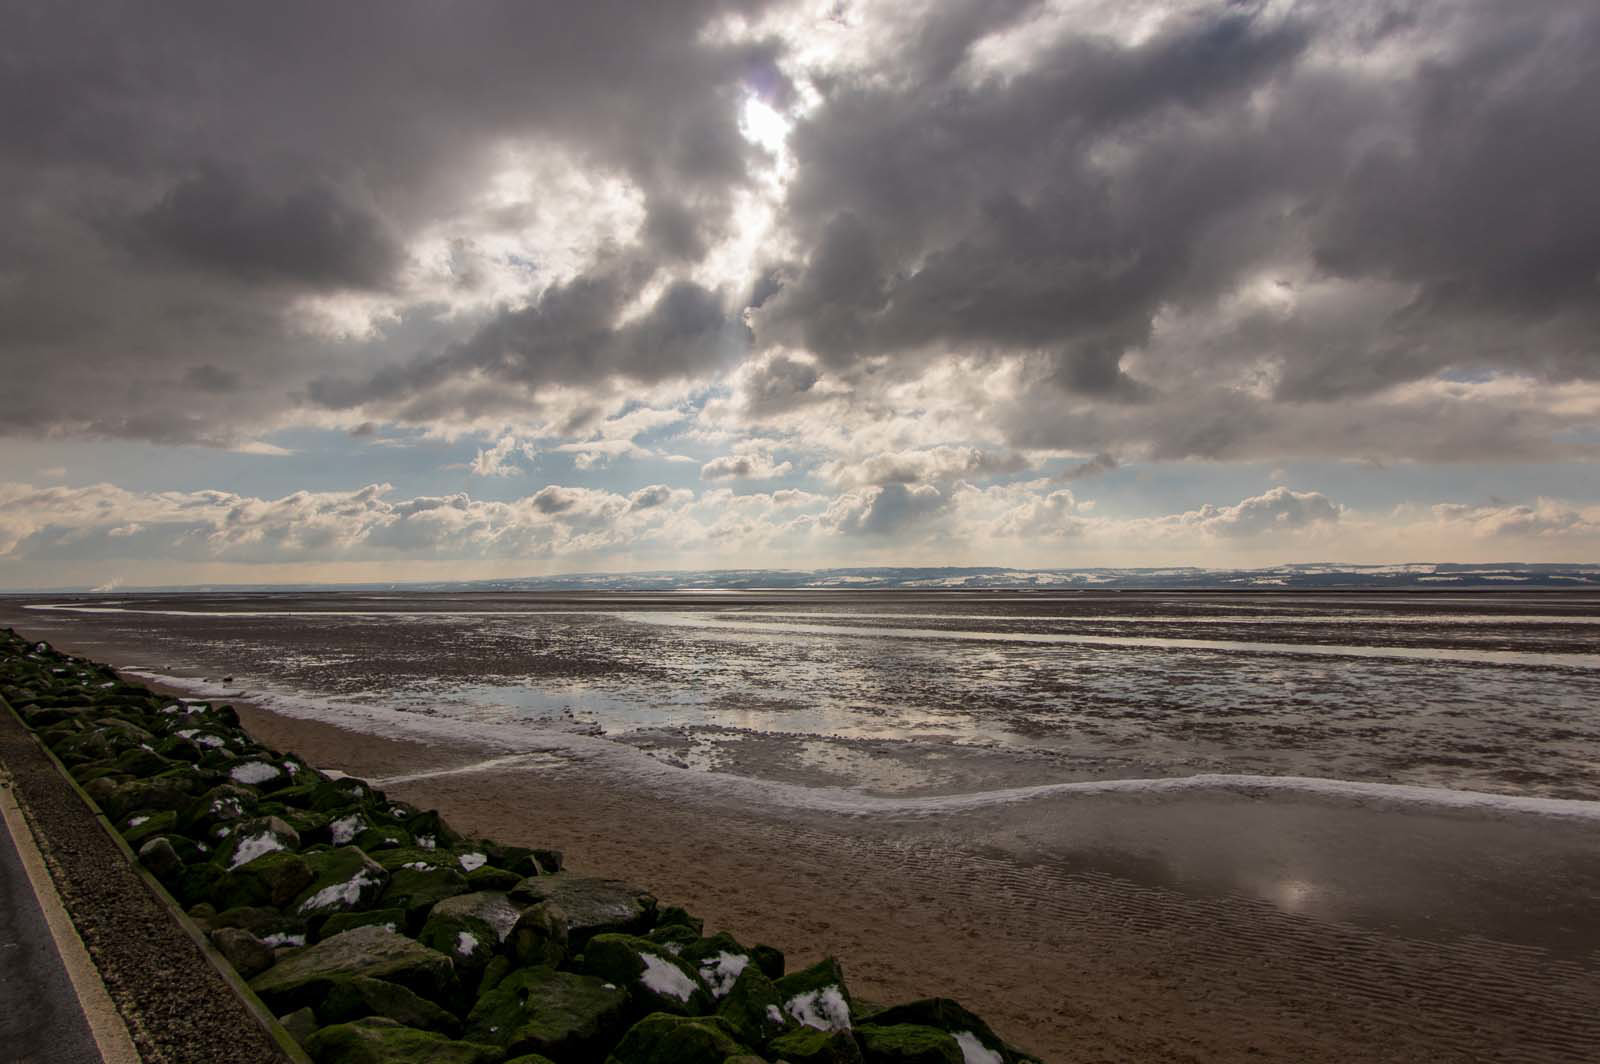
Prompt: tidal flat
<box><xmin>5</xmin><ymin>589</ymin><xmax>1599</xmax><ymax>1062</ymax></box>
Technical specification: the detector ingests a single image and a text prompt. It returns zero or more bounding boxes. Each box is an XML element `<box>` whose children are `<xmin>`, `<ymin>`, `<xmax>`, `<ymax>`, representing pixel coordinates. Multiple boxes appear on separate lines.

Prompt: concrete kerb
<box><xmin>1</xmin><ymin>694</ymin><xmax>314</xmax><ymax>1064</ymax></box>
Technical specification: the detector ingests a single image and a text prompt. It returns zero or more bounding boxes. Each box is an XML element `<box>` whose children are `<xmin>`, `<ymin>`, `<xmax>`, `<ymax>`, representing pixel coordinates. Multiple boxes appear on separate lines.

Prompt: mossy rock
<box><xmin>645</xmin><ymin>924</ymin><xmax>699</xmax><ymax>952</ymax></box>
<box><xmin>775</xmin><ymin>958</ymin><xmax>854</xmax><ymax>1032</ymax></box>
<box><xmin>112</xmin><ymin>746</ymin><xmax>174</xmax><ymax>777</ymax></box>
<box><xmin>859</xmin><ymin>999</ymin><xmax>1026</xmax><ymax>1063</ymax></box>
<box><xmin>184</xmin><ymin>783</ymin><xmax>260</xmax><ymax>835</ymax></box>
<box><xmin>216</xmin><ymin>852</ymin><xmax>315</xmax><ymax>910</ymax></box>
<box><xmin>508</xmin><ymin>875</ymin><xmax>656</xmax><ymax>947</ymax></box>
<box><xmin>218</xmin><ymin>816</ymin><xmax>301</xmax><ymax>870</ymax></box>
<box><xmin>309</xmin><ymin>778</ymin><xmax>384</xmax><ymax>813</ymax></box>
<box><xmin>275</xmin><ymin>807</ymin><xmax>332</xmax><ymax>843</ymax></box>
<box><xmin>751</xmin><ymin>944</ymin><xmax>784</xmax><ymax>981</ymax></box>
<box><xmin>119</xmin><ymin>809</ymin><xmax>178</xmax><ymax>847</ymax></box>
<box><xmin>418</xmin><ymin>910</ymin><xmax>498</xmax><ymax>975</ymax></box>
<box><xmin>680</xmin><ymin>932</ymin><xmax>754</xmax><ymax>1000</ymax></box>
<box><xmin>603</xmin><ymin>1013</ymin><xmax>751</xmax><ymax>1064</ymax></box>
<box><xmin>768</xmin><ymin>1026</ymin><xmax>865</xmax><ymax>1064</ymax></box>
<box><xmin>510</xmin><ymin>902</ymin><xmax>568</xmax><ymax>968</ymax></box>
<box><xmin>210</xmin><ymin>926</ymin><xmax>276</xmax><ymax>980</ymax></box>
<box><xmin>278</xmin><ymin>1006</ymin><xmax>317</xmax><ymax>1047</ymax></box>
<box><xmin>249</xmin><ymin>925</ymin><xmax>456</xmax><ymax>1012</ymax></box>
<box><xmin>379</xmin><ymin>865</ymin><xmax>469</xmax><ymax>926</ymax></box>
<box><xmin>856</xmin><ymin>1024</ymin><xmax>962</xmax><ymax>1064</ymax></box>
<box><xmin>154</xmin><ymin>735</ymin><xmax>203</xmax><ymax>763</ymax></box>
<box><xmin>354</xmin><ymin>824</ymin><xmax>412</xmax><ymax>851</ymax></box>
<box><xmin>319</xmin><ymin>908</ymin><xmax>405</xmax><ymax>939</ymax></box>
<box><xmin>320</xmin><ymin>974</ymin><xmax>462</xmax><ymax>1035</ymax></box>
<box><xmin>19</xmin><ymin>705</ymin><xmax>95</xmax><ymax>729</ymax></box>
<box><xmin>207</xmin><ymin>906</ymin><xmax>309</xmax><ymax>946</ymax></box>
<box><xmin>654</xmin><ymin>906</ymin><xmax>703</xmax><ymax>935</ymax></box>
<box><xmin>717</xmin><ymin>965</ymin><xmax>793</xmax><ymax>1050</ymax></box>
<box><xmin>304</xmin><ymin>1017</ymin><xmax>500</xmax><ymax>1064</ymax></box>
<box><xmin>292</xmin><ymin>847</ymin><xmax>390</xmax><ymax>919</ymax></box>
<box><xmin>465</xmin><ymin>865</ymin><xmax>522</xmax><ymax>892</ymax></box>
<box><xmin>101</xmin><ymin>775</ymin><xmax>196</xmax><ymax>820</ymax></box>
<box><xmin>404</xmin><ymin>809</ymin><xmax>461</xmax><ymax>851</ymax></box>
<box><xmin>370</xmin><ymin>847</ymin><xmax>452</xmax><ymax>873</ymax></box>
<box><xmin>584</xmin><ymin>934</ymin><xmax>712</xmax><ymax>1017</ymax></box>
<box><xmin>502</xmin><ymin>1056</ymin><xmax>559</xmax><ymax>1064</ymax></box>
<box><xmin>464</xmin><ymin>965</ymin><xmax>628</xmax><ymax>1061</ymax></box>
<box><xmin>137</xmin><ymin>837</ymin><xmax>184</xmax><ymax>883</ymax></box>
<box><xmin>328</xmin><ymin>811</ymin><xmax>371</xmax><ymax>847</ymax></box>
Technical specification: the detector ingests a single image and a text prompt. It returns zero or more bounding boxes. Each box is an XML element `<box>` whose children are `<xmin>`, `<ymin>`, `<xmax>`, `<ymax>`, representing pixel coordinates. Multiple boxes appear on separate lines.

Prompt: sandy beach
<box><xmin>7</xmin><ymin>595</ymin><xmax>1600</xmax><ymax>1062</ymax></box>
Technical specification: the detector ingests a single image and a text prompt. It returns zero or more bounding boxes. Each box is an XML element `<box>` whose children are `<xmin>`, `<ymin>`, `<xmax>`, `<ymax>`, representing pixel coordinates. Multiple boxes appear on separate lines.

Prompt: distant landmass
<box><xmin>12</xmin><ymin>562</ymin><xmax>1600</xmax><ymax>594</ymax></box>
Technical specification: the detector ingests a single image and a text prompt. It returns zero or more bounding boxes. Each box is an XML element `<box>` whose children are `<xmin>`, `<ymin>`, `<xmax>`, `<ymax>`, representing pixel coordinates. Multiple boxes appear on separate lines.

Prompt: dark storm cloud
<box><xmin>0</xmin><ymin>0</ymin><xmax>779</xmax><ymax>443</ymax></box>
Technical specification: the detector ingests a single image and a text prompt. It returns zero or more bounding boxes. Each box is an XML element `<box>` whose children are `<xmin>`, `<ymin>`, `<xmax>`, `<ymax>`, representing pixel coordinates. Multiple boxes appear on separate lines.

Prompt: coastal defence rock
<box><xmin>0</xmin><ymin>628</ymin><xmax>1040</xmax><ymax>1064</ymax></box>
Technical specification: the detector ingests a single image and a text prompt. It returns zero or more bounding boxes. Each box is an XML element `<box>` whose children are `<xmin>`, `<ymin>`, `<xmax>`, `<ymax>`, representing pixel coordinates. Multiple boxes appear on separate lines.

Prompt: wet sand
<box><xmin>6</xmin><ymin>594</ymin><xmax>1600</xmax><ymax>1061</ymax></box>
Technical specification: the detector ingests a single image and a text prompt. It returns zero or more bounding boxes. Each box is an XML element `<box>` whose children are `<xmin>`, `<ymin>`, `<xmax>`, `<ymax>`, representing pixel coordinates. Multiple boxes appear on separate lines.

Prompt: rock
<box><xmin>508</xmin><ymin>875</ymin><xmax>656</xmax><ymax>947</ymax></box>
<box><xmin>184</xmin><ymin>783</ymin><xmax>260</xmax><ymax>835</ymax></box>
<box><xmin>249</xmin><ymin>925</ymin><xmax>457</xmax><ymax>1013</ymax></box>
<box><xmin>370</xmin><ymin>847</ymin><xmax>452</xmax><ymax>872</ymax></box>
<box><xmin>465</xmin><ymin>865</ymin><xmax>522</xmax><ymax>892</ymax></box>
<box><xmin>218</xmin><ymin>815</ymin><xmax>301</xmax><ymax>870</ymax></box>
<box><xmin>227</xmin><ymin>758</ymin><xmax>290</xmax><ymax>790</ymax></box>
<box><xmin>603</xmin><ymin>1013</ymin><xmax>750</xmax><ymax>1064</ymax></box>
<box><xmin>210</xmin><ymin>927</ymin><xmax>276</xmax><ymax>979</ymax></box>
<box><xmin>216</xmin><ymin>852</ymin><xmax>315</xmax><ymax>910</ymax></box>
<box><xmin>583</xmin><ymin>933</ymin><xmax>712</xmax><ymax>1017</ymax></box>
<box><xmin>717</xmin><ymin>965</ymin><xmax>793</xmax><ymax>1050</ymax></box>
<box><xmin>509</xmin><ymin>903</ymin><xmax>568</xmax><ymax>968</ymax></box>
<box><xmin>680</xmin><ymin>932</ymin><xmax>753</xmax><ymax>1000</ymax></box>
<box><xmin>120</xmin><ymin>809</ymin><xmax>178</xmax><ymax>848</ymax></box>
<box><xmin>304</xmin><ymin>1017</ymin><xmax>500</xmax><ymax>1064</ymax></box>
<box><xmin>768</xmin><ymin>1026</ymin><xmax>866</xmax><ymax>1064</ymax></box>
<box><xmin>102</xmin><ymin>776</ymin><xmax>196</xmax><ymax>821</ymax></box>
<box><xmin>277</xmin><ymin>1006</ymin><xmax>318</xmax><ymax>1047</ymax></box>
<box><xmin>856</xmin><ymin>1025</ymin><xmax>963</xmax><ymax>1064</ymax></box>
<box><xmin>478</xmin><ymin>955</ymin><xmax>514</xmax><ymax>996</ymax></box>
<box><xmin>418</xmin><ymin>910</ymin><xmax>497</xmax><ymax>976</ymax></box>
<box><xmin>858</xmin><ymin>999</ymin><xmax>1022</xmax><ymax>1063</ymax></box>
<box><xmin>775</xmin><ymin>958</ymin><xmax>854</xmax><ymax>1032</ymax></box>
<box><xmin>273</xmin><ymin>807</ymin><xmax>331</xmax><ymax>843</ymax></box>
<box><xmin>531</xmin><ymin>848</ymin><xmax>563</xmax><ymax>874</ymax></box>
<box><xmin>429</xmin><ymin>891</ymin><xmax>523</xmax><ymax>946</ymax></box>
<box><xmin>208</xmin><ymin>906</ymin><xmax>309</xmax><ymax>948</ymax></box>
<box><xmin>644</xmin><ymin>924</ymin><xmax>699</xmax><ymax>952</ymax></box>
<box><xmin>112</xmin><ymin>746</ymin><xmax>174</xmax><ymax>777</ymax></box>
<box><xmin>137</xmin><ymin>837</ymin><xmax>184</xmax><ymax>883</ymax></box>
<box><xmin>308</xmin><ymin>778</ymin><xmax>382</xmax><ymax>813</ymax></box>
<box><xmin>502</xmin><ymin>1056</ymin><xmax>559</xmax><ymax>1064</ymax></box>
<box><xmin>751</xmin><ymin>944</ymin><xmax>785</xmax><ymax>980</ymax></box>
<box><xmin>293</xmin><ymin>846</ymin><xmax>390</xmax><ymax>919</ymax></box>
<box><xmin>404</xmin><ymin>810</ymin><xmax>461</xmax><ymax>851</ymax></box>
<box><xmin>320</xmin><ymin>974</ymin><xmax>462</xmax><ymax>1035</ymax></box>
<box><xmin>354</xmin><ymin>825</ymin><xmax>412</xmax><ymax>851</ymax></box>
<box><xmin>379</xmin><ymin>865</ymin><xmax>469</xmax><ymax>927</ymax></box>
<box><xmin>318</xmin><ymin>908</ymin><xmax>406</xmax><ymax>939</ymax></box>
<box><xmin>154</xmin><ymin>735</ymin><xmax>203</xmax><ymax>763</ymax></box>
<box><xmin>654</xmin><ymin>906</ymin><xmax>703</xmax><ymax>935</ymax></box>
<box><xmin>464</xmin><ymin>965</ymin><xmax>627</xmax><ymax>1061</ymax></box>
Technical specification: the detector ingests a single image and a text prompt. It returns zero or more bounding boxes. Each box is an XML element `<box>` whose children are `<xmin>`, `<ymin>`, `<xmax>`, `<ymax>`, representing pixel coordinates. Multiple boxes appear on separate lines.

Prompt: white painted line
<box><xmin>0</xmin><ymin>778</ymin><xmax>141</xmax><ymax>1064</ymax></box>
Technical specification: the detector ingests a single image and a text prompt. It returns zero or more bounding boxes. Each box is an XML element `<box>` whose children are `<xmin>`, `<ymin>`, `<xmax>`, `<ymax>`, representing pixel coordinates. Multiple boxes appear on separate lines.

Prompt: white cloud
<box><xmin>700</xmin><ymin>448</ymin><xmax>794</xmax><ymax>481</ymax></box>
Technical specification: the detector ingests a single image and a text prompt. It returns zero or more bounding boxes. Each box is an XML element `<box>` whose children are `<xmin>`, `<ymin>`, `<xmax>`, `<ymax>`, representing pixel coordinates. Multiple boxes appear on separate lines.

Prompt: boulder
<box><xmin>654</xmin><ymin>906</ymin><xmax>703</xmax><ymax>935</ymax></box>
<box><xmin>429</xmin><ymin>891</ymin><xmax>523</xmax><ymax>946</ymax></box>
<box><xmin>856</xmin><ymin>1025</ymin><xmax>963</xmax><ymax>1064</ymax></box>
<box><xmin>418</xmin><ymin>910</ymin><xmax>497</xmax><ymax>976</ymax></box>
<box><xmin>120</xmin><ymin>809</ymin><xmax>178</xmax><ymax>848</ymax></box>
<box><xmin>465</xmin><ymin>865</ymin><xmax>522</xmax><ymax>892</ymax></box>
<box><xmin>320</xmin><ymin>974</ymin><xmax>462</xmax><ymax>1035</ymax></box>
<box><xmin>717</xmin><ymin>965</ymin><xmax>793</xmax><ymax>1050</ymax></box>
<box><xmin>207</xmin><ymin>906</ymin><xmax>309</xmax><ymax>948</ymax></box>
<box><xmin>226</xmin><ymin>758</ymin><xmax>290</xmax><ymax>790</ymax></box>
<box><xmin>304</xmin><ymin>1017</ymin><xmax>500</xmax><ymax>1064</ymax></box>
<box><xmin>509</xmin><ymin>903</ymin><xmax>568</xmax><ymax>968</ymax></box>
<box><xmin>319</xmin><ymin>909</ymin><xmax>406</xmax><ymax>939</ymax></box>
<box><xmin>680</xmin><ymin>932</ymin><xmax>753</xmax><ymax>1000</ymax></box>
<box><xmin>101</xmin><ymin>776</ymin><xmax>195</xmax><ymax>821</ymax></box>
<box><xmin>768</xmin><ymin>1026</ymin><xmax>866</xmax><ymax>1064</ymax></box>
<box><xmin>218</xmin><ymin>816</ymin><xmax>301</xmax><ymax>870</ymax></box>
<box><xmin>751</xmin><ymin>943</ymin><xmax>785</xmax><ymax>980</ymax></box>
<box><xmin>277</xmin><ymin>1006</ymin><xmax>317</xmax><ymax>1047</ymax></box>
<box><xmin>776</xmin><ymin>958</ymin><xmax>854</xmax><ymax>1032</ymax></box>
<box><xmin>209</xmin><ymin>927</ymin><xmax>276</xmax><ymax>979</ymax></box>
<box><xmin>508</xmin><ymin>875</ymin><xmax>656</xmax><ymax>947</ymax></box>
<box><xmin>136</xmin><ymin>837</ymin><xmax>184</xmax><ymax>883</ymax></box>
<box><xmin>249</xmin><ymin>925</ymin><xmax>456</xmax><ymax>1012</ymax></box>
<box><xmin>293</xmin><ymin>847</ymin><xmax>389</xmax><ymax>919</ymax></box>
<box><xmin>379</xmin><ymin>865</ymin><xmax>469</xmax><ymax>927</ymax></box>
<box><xmin>354</xmin><ymin>825</ymin><xmax>412</xmax><ymax>852</ymax></box>
<box><xmin>858</xmin><ymin>999</ymin><xmax>1022</xmax><ymax>1064</ymax></box>
<box><xmin>184</xmin><ymin>783</ymin><xmax>260</xmax><ymax>835</ymax></box>
<box><xmin>464</xmin><ymin>965</ymin><xmax>627</xmax><ymax>1062</ymax></box>
<box><xmin>370</xmin><ymin>847</ymin><xmax>452</xmax><ymax>872</ymax></box>
<box><xmin>112</xmin><ymin>746</ymin><xmax>174</xmax><ymax>777</ymax></box>
<box><xmin>583</xmin><ymin>934</ymin><xmax>712</xmax><ymax>1017</ymax></box>
<box><xmin>216</xmin><ymin>852</ymin><xmax>315</xmax><ymax>910</ymax></box>
<box><xmin>404</xmin><ymin>810</ymin><xmax>461</xmax><ymax>851</ymax></box>
<box><xmin>603</xmin><ymin>1013</ymin><xmax>750</xmax><ymax>1064</ymax></box>
<box><xmin>308</xmin><ymin>778</ymin><xmax>383</xmax><ymax>813</ymax></box>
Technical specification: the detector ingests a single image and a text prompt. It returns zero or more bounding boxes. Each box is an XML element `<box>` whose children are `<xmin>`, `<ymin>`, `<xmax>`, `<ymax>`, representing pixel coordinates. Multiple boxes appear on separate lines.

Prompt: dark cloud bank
<box><xmin>2</xmin><ymin>0</ymin><xmax>1597</xmax><ymax>463</ymax></box>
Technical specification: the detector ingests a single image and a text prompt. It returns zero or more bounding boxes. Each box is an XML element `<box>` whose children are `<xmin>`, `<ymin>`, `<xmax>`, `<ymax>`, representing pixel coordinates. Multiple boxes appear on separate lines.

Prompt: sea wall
<box><xmin>0</xmin><ymin>627</ymin><xmax>1039</xmax><ymax>1064</ymax></box>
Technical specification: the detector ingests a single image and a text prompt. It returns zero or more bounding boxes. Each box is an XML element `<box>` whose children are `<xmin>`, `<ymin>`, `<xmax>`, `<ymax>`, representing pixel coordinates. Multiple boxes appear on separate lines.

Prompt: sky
<box><xmin>2</xmin><ymin>0</ymin><xmax>1598</xmax><ymax>589</ymax></box>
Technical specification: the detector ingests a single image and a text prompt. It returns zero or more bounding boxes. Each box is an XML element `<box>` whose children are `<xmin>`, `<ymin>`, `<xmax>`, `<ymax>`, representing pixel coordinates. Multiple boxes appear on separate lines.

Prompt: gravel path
<box><xmin>0</xmin><ymin>705</ymin><xmax>288</xmax><ymax>1064</ymax></box>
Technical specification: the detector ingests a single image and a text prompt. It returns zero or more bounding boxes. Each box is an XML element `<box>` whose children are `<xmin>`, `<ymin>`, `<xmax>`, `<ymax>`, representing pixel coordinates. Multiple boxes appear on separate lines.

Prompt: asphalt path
<box><xmin>0</xmin><ymin>806</ymin><xmax>103</xmax><ymax>1064</ymax></box>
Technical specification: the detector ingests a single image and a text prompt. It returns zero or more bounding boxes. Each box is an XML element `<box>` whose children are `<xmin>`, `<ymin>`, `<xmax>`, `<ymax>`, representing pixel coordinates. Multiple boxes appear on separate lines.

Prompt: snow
<box><xmin>416</xmin><ymin>834</ymin><xmax>437</xmax><ymax>850</ymax></box>
<box><xmin>955</xmin><ymin>1031</ymin><xmax>1003</xmax><ymax>1064</ymax></box>
<box><xmin>458</xmin><ymin>852</ymin><xmax>487</xmax><ymax>872</ymax></box>
<box><xmin>228</xmin><ymin>831</ymin><xmax>286</xmax><ymax>869</ymax></box>
<box><xmin>639</xmin><ymin>954</ymin><xmax>698</xmax><ymax>1001</ymax></box>
<box><xmin>698</xmin><ymin>951</ymin><xmax>749</xmax><ymax>998</ymax></box>
<box><xmin>402</xmin><ymin>861</ymin><xmax>431</xmax><ymax>871</ymax></box>
<box><xmin>261</xmin><ymin>933</ymin><xmax>306</xmax><ymax>948</ymax></box>
<box><xmin>766</xmin><ymin>1005</ymin><xmax>784</xmax><ymax>1026</ymax></box>
<box><xmin>329</xmin><ymin>814</ymin><xmax>365</xmax><ymax>845</ymax></box>
<box><xmin>229</xmin><ymin>761</ymin><xmax>281</xmax><ymax>785</ymax></box>
<box><xmin>298</xmin><ymin>871</ymin><xmax>382</xmax><ymax>914</ymax></box>
<box><xmin>456</xmin><ymin>931</ymin><xmax>480</xmax><ymax>956</ymax></box>
<box><xmin>127</xmin><ymin>816</ymin><xmax>149</xmax><ymax>828</ymax></box>
<box><xmin>785</xmin><ymin>985</ymin><xmax>852</xmax><ymax>1031</ymax></box>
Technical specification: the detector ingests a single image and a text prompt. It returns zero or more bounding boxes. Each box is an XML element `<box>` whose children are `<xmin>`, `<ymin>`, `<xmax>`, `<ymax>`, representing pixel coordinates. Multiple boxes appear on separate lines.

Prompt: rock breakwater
<box><xmin>0</xmin><ymin>628</ymin><xmax>1039</xmax><ymax>1064</ymax></box>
